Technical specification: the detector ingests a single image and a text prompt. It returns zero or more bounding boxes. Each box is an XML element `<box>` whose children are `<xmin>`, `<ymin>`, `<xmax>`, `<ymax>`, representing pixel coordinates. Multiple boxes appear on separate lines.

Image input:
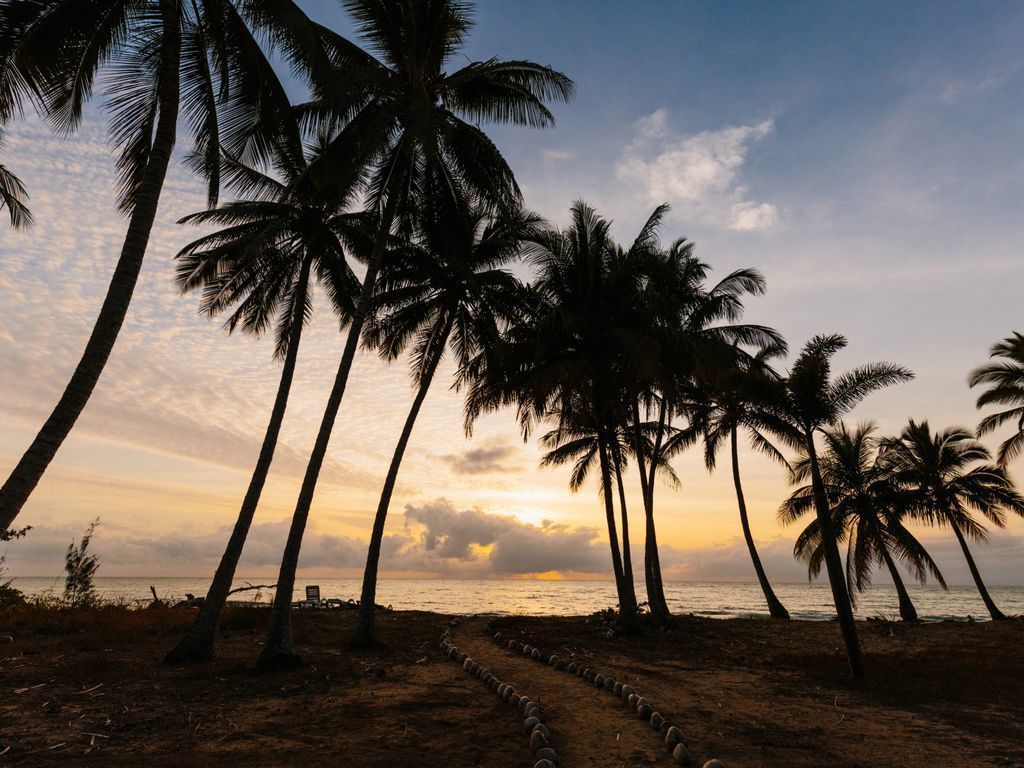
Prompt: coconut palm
<box><xmin>0</xmin><ymin>0</ymin><xmax>332</xmax><ymax>531</ymax></box>
<box><xmin>763</xmin><ymin>335</ymin><xmax>913</xmax><ymax>678</ymax></box>
<box><xmin>782</xmin><ymin>423</ymin><xmax>946</xmax><ymax>622</ymax></box>
<box><xmin>258</xmin><ymin>0</ymin><xmax>574</xmax><ymax>667</ymax></box>
<box><xmin>881</xmin><ymin>420</ymin><xmax>1024</xmax><ymax>621</ymax></box>
<box><xmin>0</xmin><ymin>129</ymin><xmax>31</xmax><ymax>228</ymax></box>
<box><xmin>349</xmin><ymin>196</ymin><xmax>538</xmax><ymax>647</ymax></box>
<box><xmin>164</xmin><ymin>135</ymin><xmax>368</xmax><ymax>663</ymax></box>
<box><xmin>969</xmin><ymin>332</ymin><xmax>1024</xmax><ymax>467</ymax></box>
<box><xmin>691</xmin><ymin>344</ymin><xmax>792</xmax><ymax>619</ymax></box>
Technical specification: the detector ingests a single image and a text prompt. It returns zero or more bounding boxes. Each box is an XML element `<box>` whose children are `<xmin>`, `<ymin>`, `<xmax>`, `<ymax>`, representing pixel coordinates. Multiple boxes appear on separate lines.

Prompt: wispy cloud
<box><xmin>439</xmin><ymin>442</ymin><xmax>522</xmax><ymax>475</ymax></box>
<box><xmin>616</xmin><ymin>110</ymin><xmax>779</xmax><ymax>231</ymax></box>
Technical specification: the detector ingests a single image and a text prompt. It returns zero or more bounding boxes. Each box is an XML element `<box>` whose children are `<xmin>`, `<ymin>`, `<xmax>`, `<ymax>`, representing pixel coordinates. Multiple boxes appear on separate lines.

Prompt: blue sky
<box><xmin>1</xmin><ymin>1</ymin><xmax>1023</xmax><ymax>589</ymax></box>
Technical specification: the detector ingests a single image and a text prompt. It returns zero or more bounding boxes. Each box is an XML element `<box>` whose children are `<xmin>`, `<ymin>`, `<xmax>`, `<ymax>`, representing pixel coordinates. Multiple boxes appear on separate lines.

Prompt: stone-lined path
<box><xmin>459</xmin><ymin>617</ymin><xmax>677</xmax><ymax>767</ymax></box>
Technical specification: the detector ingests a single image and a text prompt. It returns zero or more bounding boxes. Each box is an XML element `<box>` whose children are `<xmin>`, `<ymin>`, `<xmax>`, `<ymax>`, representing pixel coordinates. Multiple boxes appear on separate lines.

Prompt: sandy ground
<box><xmin>0</xmin><ymin>605</ymin><xmax>1021</xmax><ymax>767</ymax></box>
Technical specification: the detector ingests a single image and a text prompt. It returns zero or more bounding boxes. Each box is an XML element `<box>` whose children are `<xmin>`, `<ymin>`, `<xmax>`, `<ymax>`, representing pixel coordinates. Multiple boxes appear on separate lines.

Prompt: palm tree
<box><xmin>258</xmin><ymin>0</ymin><xmax>573</xmax><ymax>667</ymax></box>
<box><xmin>881</xmin><ymin>420</ymin><xmax>1024</xmax><ymax>621</ymax></box>
<box><xmin>164</xmin><ymin>136</ymin><xmax>367</xmax><ymax>663</ymax></box>
<box><xmin>969</xmin><ymin>332</ymin><xmax>1024</xmax><ymax>466</ymax></box>
<box><xmin>692</xmin><ymin>344</ymin><xmax>792</xmax><ymax>619</ymax></box>
<box><xmin>782</xmin><ymin>423</ymin><xmax>946</xmax><ymax>623</ymax></box>
<box><xmin>0</xmin><ymin>0</ymin><xmax>332</xmax><ymax>531</ymax></box>
<box><xmin>764</xmin><ymin>335</ymin><xmax>913</xmax><ymax>678</ymax></box>
<box><xmin>0</xmin><ymin>129</ymin><xmax>31</xmax><ymax>228</ymax></box>
<box><xmin>349</xmin><ymin>196</ymin><xmax>538</xmax><ymax>648</ymax></box>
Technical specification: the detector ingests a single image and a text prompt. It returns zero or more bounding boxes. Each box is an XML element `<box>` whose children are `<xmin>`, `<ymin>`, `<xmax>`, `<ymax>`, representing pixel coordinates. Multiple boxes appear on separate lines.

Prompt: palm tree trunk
<box><xmin>878</xmin><ymin>544</ymin><xmax>918</xmax><ymax>622</ymax></box>
<box><xmin>257</xmin><ymin>199</ymin><xmax>398</xmax><ymax>669</ymax></box>
<box><xmin>806</xmin><ymin>433</ymin><xmax>865</xmax><ymax>678</ymax></box>
<box><xmin>351</xmin><ymin>317</ymin><xmax>453</xmax><ymax>648</ymax></box>
<box><xmin>632</xmin><ymin>399</ymin><xmax>671</xmax><ymax>626</ymax></box>
<box><xmin>598</xmin><ymin>430</ymin><xmax>639</xmax><ymax>631</ymax></box>
<box><xmin>611</xmin><ymin>444</ymin><xmax>635</xmax><ymax>600</ymax></box>
<box><xmin>0</xmin><ymin>0</ymin><xmax>181</xmax><ymax>532</ymax></box>
<box><xmin>166</xmin><ymin>258</ymin><xmax>312</xmax><ymax>663</ymax></box>
<box><xmin>730</xmin><ymin>427</ymin><xmax>789</xmax><ymax>619</ymax></box>
<box><xmin>950</xmin><ymin>522</ymin><xmax>1006</xmax><ymax>621</ymax></box>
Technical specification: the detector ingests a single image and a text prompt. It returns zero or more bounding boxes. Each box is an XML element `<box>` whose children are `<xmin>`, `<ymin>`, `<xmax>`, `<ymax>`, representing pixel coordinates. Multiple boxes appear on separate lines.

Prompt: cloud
<box><xmin>541</xmin><ymin>148</ymin><xmax>574</xmax><ymax>162</ymax></box>
<box><xmin>616</xmin><ymin>110</ymin><xmax>779</xmax><ymax>231</ymax></box>
<box><xmin>439</xmin><ymin>443</ymin><xmax>521</xmax><ymax>475</ymax></box>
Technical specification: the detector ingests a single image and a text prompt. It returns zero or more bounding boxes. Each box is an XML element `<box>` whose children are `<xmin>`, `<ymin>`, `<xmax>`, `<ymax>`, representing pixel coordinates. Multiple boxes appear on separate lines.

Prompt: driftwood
<box><xmin>227</xmin><ymin>583</ymin><xmax>276</xmax><ymax>596</ymax></box>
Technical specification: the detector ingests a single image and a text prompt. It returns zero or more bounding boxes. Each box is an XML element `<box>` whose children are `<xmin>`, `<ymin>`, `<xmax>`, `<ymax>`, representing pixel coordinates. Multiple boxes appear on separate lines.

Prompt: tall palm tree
<box><xmin>881</xmin><ymin>420</ymin><xmax>1024</xmax><ymax>621</ymax></box>
<box><xmin>164</xmin><ymin>137</ymin><xmax>367</xmax><ymax>663</ymax></box>
<box><xmin>350</xmin><ymin>197</ymin><xmax>537</xmax><ymax>648</ymax></box>
<box><xmin>0</xmin><ymin>129</ymin><xmax>31</xmax><ymax>228</ymax></box>
<box><xmin>692</xmin><ymin>344</ymin><xmax>792</xmax><ymax>619</ymax></box>
<box><xmin>764</xmin><ymin>335</ymin><xmax>913</xmax><ymax>678</ymax></box>
<box><xmin>781</xmin><ymin>423</ymin><xmax>946</xmax><ymax>623</ymax></box>
<box><xmin>969</xmin><ymin>332</ymin><xmax>1024</xmax><ymax>466</ymax></box>
<box><xmin>0</xmin><ymin>0</ymin><xmax>332</xmax><ymax>531</ymax></box>
<box><xmin>258</xmin><ymin>0</ymin><xmax>573</xmax><ymax>667</ymax></box>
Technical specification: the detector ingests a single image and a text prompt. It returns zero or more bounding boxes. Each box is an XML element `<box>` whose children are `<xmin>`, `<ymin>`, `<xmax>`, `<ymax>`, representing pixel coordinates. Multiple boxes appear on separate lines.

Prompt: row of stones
<box><xmin>489</xmin><ymin>629</ymin><xmax>726</xmax><ymax>768</ymax></box>
<box><xmin>439</xmin><ymin>616</ymin><xmax>560</xmax><ymax>768</ymax></box>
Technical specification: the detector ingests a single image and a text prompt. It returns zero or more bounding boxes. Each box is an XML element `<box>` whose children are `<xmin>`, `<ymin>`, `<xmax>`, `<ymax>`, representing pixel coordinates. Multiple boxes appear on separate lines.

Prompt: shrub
<box><xmin>64</xmin><ymin>519</ymin><xmax>101</xmax><ymax>608</ymax></box>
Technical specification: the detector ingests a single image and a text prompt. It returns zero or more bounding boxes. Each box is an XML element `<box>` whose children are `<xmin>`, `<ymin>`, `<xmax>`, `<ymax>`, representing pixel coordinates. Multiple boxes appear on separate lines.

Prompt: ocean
<box><xmin>8</xmin><ymin>576</ymin><xmax>1023</xmax><ymax>621</ymax></box>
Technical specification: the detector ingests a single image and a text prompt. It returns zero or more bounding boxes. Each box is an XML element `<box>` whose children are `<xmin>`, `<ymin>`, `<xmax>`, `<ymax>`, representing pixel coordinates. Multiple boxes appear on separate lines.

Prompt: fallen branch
<box><xmin>227</xmin><ymin>583</ymin><xmax>276</xmax><ymax>596</ymax></box>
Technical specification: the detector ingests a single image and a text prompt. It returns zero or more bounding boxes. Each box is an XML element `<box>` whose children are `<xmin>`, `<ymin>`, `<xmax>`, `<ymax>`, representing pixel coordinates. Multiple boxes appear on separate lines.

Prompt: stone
<box><xmin>603</xmin><ymin>678</ymin><xmax>616</xmax><ymax>692</ymax></box>
<box><xmin>620</xmin><ymin>684</ymin><xmax>634</xmax><ymax>700</ymax></box>
<box><xmin>511</xmin><ymin>693</ymin><xmax>521</xmax><ymax>706</ymax></box>
<box><xmin>533</xmin><ymin>761</ymin><xmax>555</xmax><ymax>768</ymax></box>
<box><xmin>548</xmin><ymin>655</ymin><xmax>560</xmax><ymax>666</ymax></box>
<box><xmin>702</xmin><ymin>761</ymin><xmax>726</xmax><ymax>768</ymax></box>
<box><xmin>524</xmin><ymin>703</ymin><xmax>542</xmax><ymax>719</ymax></box>
<box><xmin>554</xmin><ymin>660</ymin><xmax>566</xmax><ymax>671</ymax></box>
<box><xmin>508</xmin><ymin>640</ymin><xmax>517</xmax><ymax>650</ymax></box>
<box><xmin>659</xmin><ymin>720</ymin><xmax>673</xmax><ymax>737</ymax></box>
<box><xmin>613</xmin><ymin>682</ymin><xmax>623</xmax><ymax>696</ymax></box>
<box><xmin>529</xmin><ymin>729</ymin><xmax>549</xmax><ymax>752</ymax></box>
<box><xmin>523</xmin><ymin>716</ymin><xmax>540</xmax><ymax>733</ymax></box>
<box><xmin>672</xmin><ymin>743</ymin><xmax>694</xmax><ymax>766</ymax></box>
<box><xmin>636</xmin><ymin>697</ymin><xmax>649</xmax><ymax>709</ymax></box>
<box><xmin>594</xmin><ymin>674</ymin><xmax>605</xmax><ymax>687</ymax></box>
<box><xmin>627</xmin><ymin>693</ymin><xmax>639</xmax><ymax>708</ymax></box>
<box><xmin>651</xmin><ymin>712</ymin><xmax>664</xmax><ymax>730</ymax></box>
<box><xmin>534</xmin><ymin>747</ymin><xmax>559</xmax><ymax>764</ymax></box>
<box><xmin>463</xmin><ymin>659</ymin><xmax>473</xmax><ymax>671</ymax></box>
<box><xmin>665</xmin><ymin>726</ymin><xmax>685</xmax><ymax>749</ymax></box>
<box><xmin>518</xmin><ymin>698</ymin><xmax>531</xmax><ymax>714</ymax></box>
<box><xmin>637</xmin><ymin>703</ymin><xmax>653</xmax><ymax>720</ymax></box>
<box><xmin>532</xmin><ymin>648</ymin><xmax>542</xmax><ymax>660</ymax></box>
<box><xmin>567</xmin><ymin>663</ymin><xmax>578</xmax><ymax>674</ymax></box>
<box><xmin>494</xmin><ymin>632</ymin><xmax>502</xmax><ymax>642</ymax></box>
<box><xmin>523</xmin><ymin>645</ymin><xmax>532</xmax><ymax>655</ymax></box>
<box><xmin>531</xmin><ymin>723</ymin><xmax>550</xmax><ymax>739</ymax></box>
<box><xmin>447</xmin><ymin>648</ymin><xmax>458</xmax><ymax>660</ymax></box>
<box><xmin>457</xmin><ymin>652</ymin><xmax>467</xmax><ymax>663</ymax></box>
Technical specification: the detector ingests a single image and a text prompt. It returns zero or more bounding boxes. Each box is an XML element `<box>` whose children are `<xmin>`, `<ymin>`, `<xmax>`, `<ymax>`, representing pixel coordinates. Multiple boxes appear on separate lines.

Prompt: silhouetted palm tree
<box><xmin>258</xmin><ymin>0</ymin><xmax>573</xmax><ymax>667</ymax></box>
<box><xmin>0</xmin><ymin>0</ymin><xmax>331</xmax><ymax>531</ymax></box>
<box><xmin>350</xmin><ymin>196</ymin><xmax>538</xmax><ymax>647</ymax></box>
<box><xmin>692</xmin><ymin>344</ymin><xmax>792</xmax><ymax>619</ymax></box>
<box><xmin>0</xmin><ymin>129</ymin><xmax>30</xmax><ymax>228</ymax></box>
<box><xmin>881</xmin><ymin>420</ymin><xmax>1024</xmax><ymax>621</ymax></box>
<box><xmin>969</xmin><ymin>332</ymin><xmax>1024</xmax><ymax>467</ymax></box>
<box><xmin>782</xmin><ymin>423</ymin><xmax>946</xmax><ymax>623</ymax></box>
<box><xmin>165</xmin><ymin>136</ymin><xmax>367</xmax><ymax>663</ymax></box>
<box><xmin>764</xmin><ymin>335</ymin><xmax>913</xmax><ymax>678</ymax></box>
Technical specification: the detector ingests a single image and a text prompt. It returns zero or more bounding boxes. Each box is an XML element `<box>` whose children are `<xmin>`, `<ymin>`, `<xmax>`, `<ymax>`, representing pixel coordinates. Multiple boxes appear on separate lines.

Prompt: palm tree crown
<box><xmin>969</xmin><ymin>332</ymin><xmax>1024</xmax><ymax>466</ymax></box>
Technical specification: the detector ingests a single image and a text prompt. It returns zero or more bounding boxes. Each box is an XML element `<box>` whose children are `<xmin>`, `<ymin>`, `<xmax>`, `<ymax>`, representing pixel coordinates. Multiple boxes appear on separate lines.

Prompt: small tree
<box><xmin>0</xmin><ymin>525</ymin><xmax>31</xmax><ymax>608</ymax></box>
<box><xmin>64</xmin><ymin>520</ymin><xmax>101</xmax><ymax>608</ymax></box>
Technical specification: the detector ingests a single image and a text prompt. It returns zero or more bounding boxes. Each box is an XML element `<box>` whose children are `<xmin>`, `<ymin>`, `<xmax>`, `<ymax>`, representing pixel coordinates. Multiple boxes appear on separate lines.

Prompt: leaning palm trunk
<box><xmin>258</xmin><ymin>202</ymin><xmax>396</xmax><ymax>669</ymax></box>
<box><xmin>597</xmin><ymin>430</ymin><xmax>639</xmax><ymax>631</ymax></box>
<box><xmin>877</xmin><ymin>544</ymin><xmax>918</xmax><ymax>622</ymax></box>
<box><xmin>0</xmin><ymin>0</ymin><xmax>181</xmax><ymax>532</ymax></box>
<box><xmin>611</xmin><ymin>446</ymin><xmax>636</xmax><ymax>600</ymax></box>
<box><xmin>166</xmin><ymin>260</ymin><xmax>312</xmax><ymax>663</ymax></box>
<box><xmin>950</xmin><ymin>521</ymin><xmax>1006</xmax><ymax>621</ymax></box>
<box><xmin>631</xmin><ymin>402</ymin><xmax>671</xmax><ymax>626</ymax></box>
<box><xmin>351</xmin><ymin>318</ymin><xmax>453</xmax><ymax>648</ymax></box>
<box><xmin>730</xmin><ymin>427</ymin><xmax>789</xmax><ymax>619</ymax></box>
<box><xmin>806</xmin><ymin>434</ymin><xmax>866</xmax><ymax>678</ymax></box>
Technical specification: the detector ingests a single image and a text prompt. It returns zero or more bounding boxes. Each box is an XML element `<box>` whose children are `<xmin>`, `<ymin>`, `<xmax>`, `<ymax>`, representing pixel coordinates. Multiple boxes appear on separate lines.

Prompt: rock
<box><xmin>532</xmin><ymin>648</ymin><xmax>542</xmax><ymax>660</ymax></box>
<box><xmin>567</xmin><ymin>663</ymin><xmax>578</xmax><ymax>674</ymax></box>
<box><xmin>651</xmin><ymin>712</ymin><xmax>664</xmax><ymax>730</ymax></box>
<box><xmin>523</xmin><ymin>716</ymin><xmax>540</xmax><ymax>733</ymax></box>
<box><xmin>494</xmin><ymin>632</ymin><xmax>502</xmax><ymax>642</ymax></box>
<box><xmin>548</xmin><ymin>654</ymin><xmax>559</xmax><ymax>666</ymax></box>
<box><xmin>627</xmin><ymin>693</ymin><xmax>639</xmax><ymax>708</ymax></box>
<box><xmin>613</xmin><ymin>682</ymin><xmax>623</xmax><ymax>696</ymax></box>
<box><xmin>463</xmin><ymin>659</ymin><xmax>474</xmax><ymax>671</ymax></box>
<box><xmin>594</xmin><ymin>673</ymin><xmax>605</xmax><ymax>686</ymax></box>
<box><xmin>554</xmin><ymin>660</ymin><xmax>566</xmax><ymax>671</ymax></box>
<box><xmin>603</xmin><ymin>678</ymin><xmax>615</xmax><ymax>692</ymax></box>
<box><xmin>659</xmin><ymin>720</ymin><xmax>673</xmax><ymax>737</ymax></box>
<box><xmin>529</xmin><ymin>729</ymin><xmax>549</xmax><ymax>751</ymax></box>
<box><xmin>665</xmin><ymin>725</ymin><xmax>685</xmax><ymax>749</ymax></box>
<box><xmin>457</xmin><ymin>652</ymin><xmax>467</xmax><ymax>663</ymax></box>
<box><xmin>508</xmin><ymin>640</ymin><xmax>517</xmax><ymax>650</ymax></box>
<box><xmin>534</xmin><ymin>747</ymin><xmax>559</xmax><ymax>764</ymax></box>
<box><xmin>447</xmin><ymin>648</ymin><xmax>458</xmax><ymax>660</ymax></box>
<box><xmin>511</xmin><ymin>693</ymin><xmax>521</xmax><ymax>706</ymax></box>
<box><xmin>672</xmin><ymin>743</ymin><xmax>694</xmax><ymax>766</ymax></box>
<box><xmin>579</xmin><ymin>666</ymin><xmax>590</xmax><ymax>678</ymax></box>
<box><xmin>702</xmin><ymin>761</ymin><xmax>726</xmax><ymax>768</ymax></box>
<box><xmin>637</xmin><ymin>703</ymin><xmax>653</xmax><ymax>720</ymax></box>
<box><xmin>636</xmin><ymin>696</ymin><xmax>649</xmax><ymax>709</ymax></box>
<box><xmin>518</xmin><ymin>698</ymin><xmax>531</xmax><ymax>714</ymax></box>
<box><xmin>533</xmin><ymin>761</ymin><xmax>555</xmax><ymax>768</ymax></box>
<box><xmin>620</xmin><ymin>684</ymin><xmax>634</xmax><ymax>700</ymax></box>
<box><xmin>523</xmin><ymin>645</ymin><xmax>533</xmax><ymax>655</ymax></box>
<box><xmin>531</xmin><ymin>723</ymin><xmax>550</xmax><ymax>739</ymax></box>
<box><xmin>524</xmin><ymin>703</ymin><xmax>542</xmax><ymax>719</ymax></box>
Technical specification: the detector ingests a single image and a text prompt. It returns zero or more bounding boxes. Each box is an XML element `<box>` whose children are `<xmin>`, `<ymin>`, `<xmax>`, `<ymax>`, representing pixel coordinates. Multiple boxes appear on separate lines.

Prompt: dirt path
<box><xmin>458</xmin><ymin>617</ymin><xmax>677</xmax><ymax>768</ymax></box>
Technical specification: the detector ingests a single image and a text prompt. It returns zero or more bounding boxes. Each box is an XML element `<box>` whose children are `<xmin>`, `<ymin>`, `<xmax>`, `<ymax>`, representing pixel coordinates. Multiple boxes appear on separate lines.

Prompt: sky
<box><xmin>2</xmin><ymin>1</ymin><xmax>1024</xmax><ymax>586</ymax></box>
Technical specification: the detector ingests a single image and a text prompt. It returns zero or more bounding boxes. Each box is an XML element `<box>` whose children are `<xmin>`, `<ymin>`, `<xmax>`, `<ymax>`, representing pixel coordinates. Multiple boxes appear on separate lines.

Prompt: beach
<box><xmin>1</xmin><ymin>605</ymin><xmax>1021</xmax><ymax>767</ymax></box>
